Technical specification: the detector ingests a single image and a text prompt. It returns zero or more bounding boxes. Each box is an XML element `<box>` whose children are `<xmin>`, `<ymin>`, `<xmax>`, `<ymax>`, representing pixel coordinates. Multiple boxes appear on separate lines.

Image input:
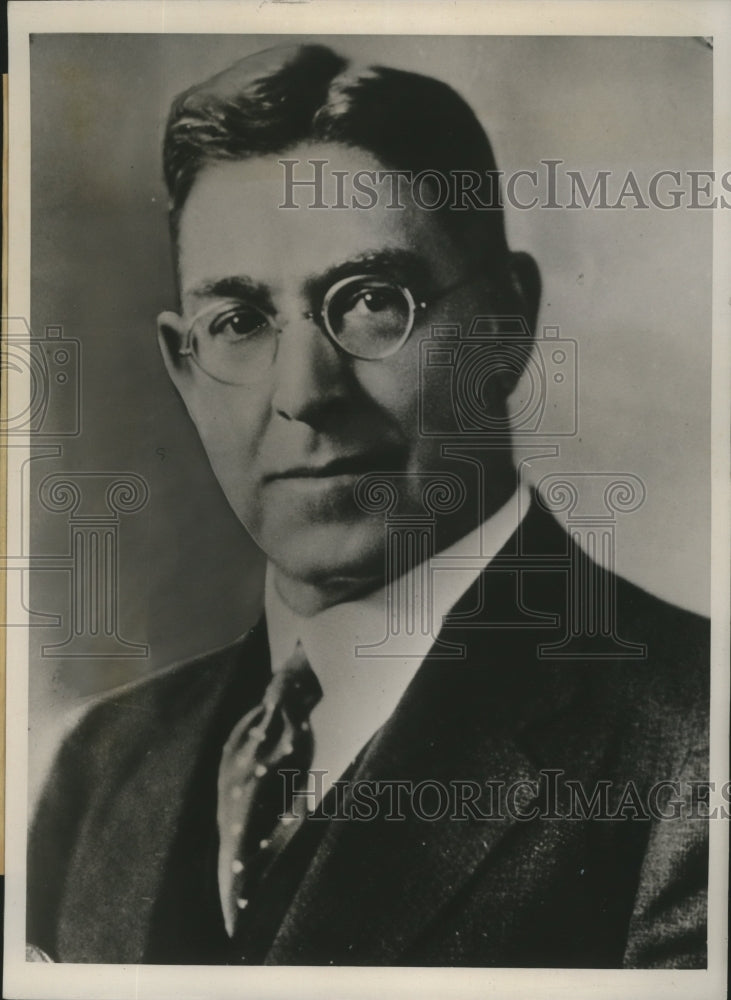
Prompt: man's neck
<box><xmin>272</xmin><ymin>468</ymin><xmax>520</xmax><ymax>617</ymax></box>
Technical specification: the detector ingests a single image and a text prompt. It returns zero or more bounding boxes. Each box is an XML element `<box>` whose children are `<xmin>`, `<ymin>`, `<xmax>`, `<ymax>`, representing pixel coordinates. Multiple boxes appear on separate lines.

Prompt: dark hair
<box><xmin>163</xmin><ymin>43</ymin><xmax>507</xmax><ymax>257</ymax></box>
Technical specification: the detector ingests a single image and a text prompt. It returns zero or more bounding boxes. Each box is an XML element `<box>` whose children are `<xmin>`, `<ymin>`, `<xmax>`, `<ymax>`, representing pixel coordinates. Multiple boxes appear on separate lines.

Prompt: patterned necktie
<box><xmin>216</xmin><ymin>640</ymin><xmax>322</xmax><ymax>938</ymax></box>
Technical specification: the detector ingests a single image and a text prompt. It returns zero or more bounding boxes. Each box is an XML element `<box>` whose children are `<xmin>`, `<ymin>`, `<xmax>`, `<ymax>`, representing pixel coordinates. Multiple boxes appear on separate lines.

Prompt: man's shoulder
<box><xmin>470</xmin><ymin>501</ymin><xmax>710</xmax><ymax>771</ymax></box>
<box><xmin>546</xmin><ymin>530</ymin><xmax>708</xmax><ymax>767</ymax></box>
<box><xmin>607</xmin><ymin>573</ymin><xmax>709</xmax><ymax>738</ymax></box>
<box><xmin>520</xmin><ymin>497</ymin><xmax>709</xmax><ymax>663</ymax></box>
<box><xmin>60</xmin><ymin>622</ymin><xmax>267</xmax><ymax>768</ymax></box>
<box><xmin>613</xmin><ymin>567</ymin><xmax>708</xmax><ymax>639</ymax></box>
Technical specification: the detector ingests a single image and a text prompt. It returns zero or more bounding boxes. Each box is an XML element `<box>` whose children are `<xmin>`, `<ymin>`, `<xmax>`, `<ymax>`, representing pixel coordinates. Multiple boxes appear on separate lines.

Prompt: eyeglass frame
<box><xmin>178</xmin><ymin>271</ymin><xmax>480</xmax><ymax>383</ymax></box>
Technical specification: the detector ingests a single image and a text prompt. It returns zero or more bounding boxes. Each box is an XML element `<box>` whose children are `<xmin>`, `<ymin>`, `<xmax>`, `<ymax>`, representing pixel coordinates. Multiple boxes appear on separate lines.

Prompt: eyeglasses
<box><xmin>179</xmin><ymin>272</ymin><xmax>475</xmax><ymax>385</ymax></box>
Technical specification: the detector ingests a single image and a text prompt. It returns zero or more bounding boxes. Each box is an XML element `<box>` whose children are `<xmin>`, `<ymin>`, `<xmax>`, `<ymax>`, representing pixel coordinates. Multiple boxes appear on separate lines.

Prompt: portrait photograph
<box><xmin>3</xmin><ymin>2</ymin><xmax>729</xmax><ymax>999</ymax></box>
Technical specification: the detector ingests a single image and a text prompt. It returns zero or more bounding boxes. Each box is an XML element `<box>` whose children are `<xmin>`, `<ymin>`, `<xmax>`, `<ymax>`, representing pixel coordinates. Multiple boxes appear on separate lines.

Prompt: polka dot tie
<box><xmin>216</xmin><ymin>641</ymin><xmax>322</xmax><ymax>938</ymax></box>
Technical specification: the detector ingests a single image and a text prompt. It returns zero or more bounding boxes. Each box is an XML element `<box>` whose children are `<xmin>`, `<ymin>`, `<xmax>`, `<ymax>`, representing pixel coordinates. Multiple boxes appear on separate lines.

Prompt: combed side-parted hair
<box><xmin>163</xmin><ymin>43</ymin><xmax>508</xmax><ymax>257</ymax></box>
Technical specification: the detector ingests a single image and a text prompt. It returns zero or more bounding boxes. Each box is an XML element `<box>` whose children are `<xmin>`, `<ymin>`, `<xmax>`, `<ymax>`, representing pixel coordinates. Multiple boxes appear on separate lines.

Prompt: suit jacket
<box><xmin>27</xmin><ymin>500</ymin><xmax>709</xmax><ymax>967</ymax></box>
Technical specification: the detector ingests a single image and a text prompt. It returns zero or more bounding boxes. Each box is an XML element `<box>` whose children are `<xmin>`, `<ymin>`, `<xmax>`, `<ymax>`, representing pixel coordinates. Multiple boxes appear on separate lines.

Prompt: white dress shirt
<box><xmin>265</xmin><ymin>484</ymin><xmax>530</xmax><ymax>806</ymax></box>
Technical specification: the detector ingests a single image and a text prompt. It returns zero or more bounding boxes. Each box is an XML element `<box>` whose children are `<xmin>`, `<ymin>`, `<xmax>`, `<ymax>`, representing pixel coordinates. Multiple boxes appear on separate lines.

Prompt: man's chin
<box><xmin>259</xmin><ymin>518</ymin><xmax>386</xmax><ymax>595</ymax></box>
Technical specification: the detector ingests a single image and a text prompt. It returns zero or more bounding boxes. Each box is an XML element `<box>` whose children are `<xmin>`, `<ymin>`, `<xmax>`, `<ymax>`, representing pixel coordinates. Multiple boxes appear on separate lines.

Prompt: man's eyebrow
<box><xmin>305</xmin><ymin>249</ymin><xmax>436</xmax><ymax>299</ymax></box>
<box><xmin>185</xmin><ymin>249</ymin><xmax>436</xmax><ymax>309</ymax></box>
<box><xmin>186</xmin><ymin>276</ymin><xmax>273</xmax><ymax>310</ymax></box>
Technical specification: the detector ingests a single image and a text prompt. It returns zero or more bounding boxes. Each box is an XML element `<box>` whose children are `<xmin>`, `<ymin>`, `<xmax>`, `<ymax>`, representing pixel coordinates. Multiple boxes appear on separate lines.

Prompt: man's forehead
<box><xmin>176</xmin><ymin>145</ymin><xmax>467</xmax><ymax>297</ymax></box>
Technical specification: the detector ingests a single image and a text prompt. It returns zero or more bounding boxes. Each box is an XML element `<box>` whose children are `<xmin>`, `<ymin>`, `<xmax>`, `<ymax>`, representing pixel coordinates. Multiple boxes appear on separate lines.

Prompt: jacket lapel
<box><xmin>266</xmin><ymin>503</ymin><xmax>583</xmax><ymax>965</ymax></box>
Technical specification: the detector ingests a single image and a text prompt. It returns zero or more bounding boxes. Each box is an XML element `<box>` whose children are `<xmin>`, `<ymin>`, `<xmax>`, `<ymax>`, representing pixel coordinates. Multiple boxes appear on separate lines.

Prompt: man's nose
<box><xmin>270</xmin><ymin>316</ymin><xmax>352</xmax><ymax>424</ymax></box>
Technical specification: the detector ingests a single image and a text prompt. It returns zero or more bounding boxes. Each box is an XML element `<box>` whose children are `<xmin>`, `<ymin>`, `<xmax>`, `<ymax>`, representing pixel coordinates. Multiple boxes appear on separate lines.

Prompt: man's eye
<box><xmin>343</xmin><ymin>284</ymin><xmax>401</xmax><ymax>316</ymax></box>
<box><xmin>208</xmin><ymin>307</ymin><xmax>269</xmax><ymax>340</ymax></box>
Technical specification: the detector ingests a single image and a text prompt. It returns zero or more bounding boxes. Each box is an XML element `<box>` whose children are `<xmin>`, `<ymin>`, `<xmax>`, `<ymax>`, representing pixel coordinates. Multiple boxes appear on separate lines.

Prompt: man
<box><xmin>27</xmin><ymin>43</ymin><xmax>709</xmax><ymax>968</ymax></box>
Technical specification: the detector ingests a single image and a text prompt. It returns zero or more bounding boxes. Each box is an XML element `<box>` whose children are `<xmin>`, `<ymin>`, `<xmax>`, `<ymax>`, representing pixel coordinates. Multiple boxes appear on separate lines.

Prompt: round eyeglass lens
<box><xmin>189</xmin><ymin>302</ymin><xmax>276</xmax><ymax>383</ymax></box>
<box><xmin>324</xmin><ymin>277</ymin><xmax>414</xmax><ymax>360</ymax></box>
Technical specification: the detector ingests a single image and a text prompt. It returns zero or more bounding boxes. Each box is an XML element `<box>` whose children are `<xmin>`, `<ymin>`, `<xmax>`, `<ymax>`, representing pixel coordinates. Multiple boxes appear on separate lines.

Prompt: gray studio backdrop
<box><xmin>27</xmin><ymin>35</ymin><xmax>712</xmax><ymax>803</ymax></box>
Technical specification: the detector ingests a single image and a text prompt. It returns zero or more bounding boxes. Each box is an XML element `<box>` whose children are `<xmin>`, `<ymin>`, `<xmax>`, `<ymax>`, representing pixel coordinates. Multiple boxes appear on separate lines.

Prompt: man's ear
<box><xmin>156</xmin><ymin>311</ymin><xmax>192</xmax><ymax>392</ymax></box>
<box><xmin>486</xmin><ymin>251</ymin><xmax>541</xmax><ymax>401</ymax></box>
<box><xmin>504</xmin><ymin>250</ymin><xmax>541</xmax><ymax>336</ymax></box>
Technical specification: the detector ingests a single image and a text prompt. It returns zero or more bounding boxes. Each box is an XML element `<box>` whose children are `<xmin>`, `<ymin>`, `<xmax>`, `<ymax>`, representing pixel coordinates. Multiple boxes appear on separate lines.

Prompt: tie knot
<box><xmin>265</xmin><ymin>641</ymin><xmax>322</xmax><ymax>722</ymax></box>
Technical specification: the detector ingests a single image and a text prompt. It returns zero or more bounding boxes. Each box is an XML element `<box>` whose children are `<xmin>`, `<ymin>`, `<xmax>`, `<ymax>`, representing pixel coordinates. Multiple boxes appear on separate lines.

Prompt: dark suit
<box><xmin>27</xmin><ymin>500</ymin><xmax>709</xmax><ymax>967</ymax></box>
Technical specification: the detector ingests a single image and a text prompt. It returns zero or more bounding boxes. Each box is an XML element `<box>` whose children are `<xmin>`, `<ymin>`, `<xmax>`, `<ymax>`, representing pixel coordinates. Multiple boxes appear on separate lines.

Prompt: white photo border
<box><xmin>4</xmin><ymin>2</ymin><xmax>730</xmax><ymax>999</ymax></box>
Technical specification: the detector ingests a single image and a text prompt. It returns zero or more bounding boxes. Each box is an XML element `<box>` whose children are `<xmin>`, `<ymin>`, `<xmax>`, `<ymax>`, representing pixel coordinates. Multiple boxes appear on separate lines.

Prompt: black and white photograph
<box><xmin>3</xmin><ymin>2</ymin><xmax>729</xmax><ymax>998</ymax></box>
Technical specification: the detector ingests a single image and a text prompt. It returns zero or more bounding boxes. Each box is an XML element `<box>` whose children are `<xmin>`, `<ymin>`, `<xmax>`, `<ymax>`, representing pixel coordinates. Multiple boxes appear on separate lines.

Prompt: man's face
<box><xmin>160</xmin><ymin>143</ymin><xmax>520</xmax><ymax>595</ymax></box>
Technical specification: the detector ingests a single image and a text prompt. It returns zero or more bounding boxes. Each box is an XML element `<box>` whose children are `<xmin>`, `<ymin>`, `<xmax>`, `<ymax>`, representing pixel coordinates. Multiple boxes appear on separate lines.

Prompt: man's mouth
<box><xmin>265</xmin><ymin>448</ymin><xmax>403</xmax><ymax>481</ymax></box>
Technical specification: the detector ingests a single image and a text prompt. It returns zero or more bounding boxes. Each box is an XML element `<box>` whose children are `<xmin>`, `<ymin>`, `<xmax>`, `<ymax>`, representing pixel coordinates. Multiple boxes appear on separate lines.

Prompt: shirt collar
<box><xmin>265</xmin><ymin>482</ymin><xmax>531</xmax><ymax>683</ymax></box>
